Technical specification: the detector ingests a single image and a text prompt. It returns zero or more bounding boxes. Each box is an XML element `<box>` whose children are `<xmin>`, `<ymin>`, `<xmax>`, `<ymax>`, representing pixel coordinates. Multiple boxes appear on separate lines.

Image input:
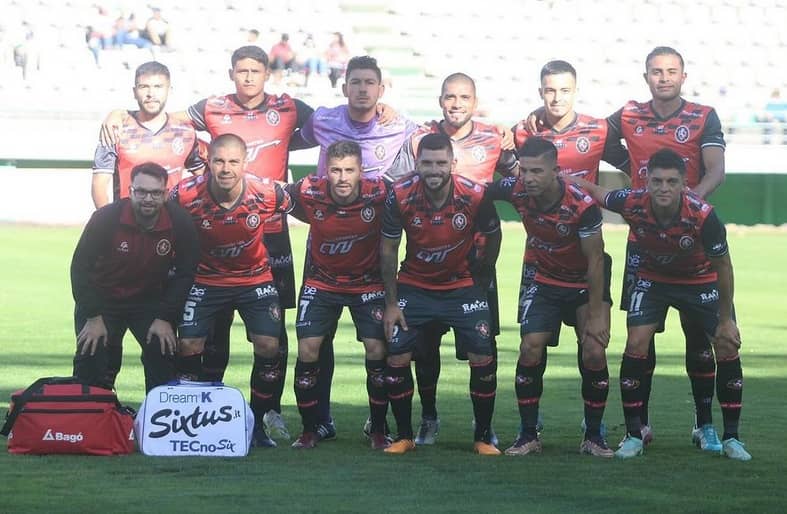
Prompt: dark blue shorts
<box><xmin>626</xmin><ymin>278</ymin><xmax>720</xmax><ymax>337</ymax></box>
<box><xmin>178</xmin><ymin>282</ymin><xmax>282</xmax><ymax>339</ymax></box>
<box><xmin>388</xmin><ymin>284</ymin><xmax>493</xmax><ymax>357</ymax></box>
<box><xmin>295</xmin><ymin>285</ymin><xmax>385</xmax><ymax>342</ymax></box>
<box><xmin>520</xmin><ymin>281</ymin><xmax>590</xmax><ymax>337</ymax></box>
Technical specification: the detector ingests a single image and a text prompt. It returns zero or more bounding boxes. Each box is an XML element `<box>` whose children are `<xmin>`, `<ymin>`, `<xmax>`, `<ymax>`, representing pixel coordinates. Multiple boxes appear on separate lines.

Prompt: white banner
<box><xmin>135</xmin><ymin>382</ymin><xmax>254</xmax><ymax>457</ymax></box>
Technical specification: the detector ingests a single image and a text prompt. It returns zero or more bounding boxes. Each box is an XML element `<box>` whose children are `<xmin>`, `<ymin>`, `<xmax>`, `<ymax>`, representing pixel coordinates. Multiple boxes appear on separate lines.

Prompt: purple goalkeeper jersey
<box><xmin>299</xmin><ymin>104</ymin><xmax>419</xmax><ymax>178</ymax></box>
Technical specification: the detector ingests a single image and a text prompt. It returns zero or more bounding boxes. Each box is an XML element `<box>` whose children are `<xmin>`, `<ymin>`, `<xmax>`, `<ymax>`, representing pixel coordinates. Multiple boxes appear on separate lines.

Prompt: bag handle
<box><xmin>1</xmin><ymin>376</ymin><xmax>90</xmax><ymax>436</ymax></box>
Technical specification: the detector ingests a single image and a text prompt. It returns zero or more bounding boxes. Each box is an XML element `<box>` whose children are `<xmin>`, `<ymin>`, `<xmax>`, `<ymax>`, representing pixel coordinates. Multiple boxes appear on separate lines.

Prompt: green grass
<box><xmin>1</xmin><ymin>223</ymin><xmax>786</xmax><ymax>513</ymax></box>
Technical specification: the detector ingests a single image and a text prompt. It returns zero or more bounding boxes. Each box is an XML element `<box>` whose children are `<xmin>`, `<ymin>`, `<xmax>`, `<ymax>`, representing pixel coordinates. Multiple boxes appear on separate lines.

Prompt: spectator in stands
<box><xmin>85</xmin><ymin>5</ymin><xmax>116</xmax><ymax>66</ymax></box>
<box><xmin>762</xmin><ymin>89</ymin><xmax>787</xmax><ymax>123</ymax></box>
<box><xmin>144</xmin><ymin>7</ymin><xmax>171</xmax><ymax>49</ymax></box>
<box><xmin>12</xmin><ymin>21</ymin><xmax>38</xmax><ymax>80</ymax></box>
<box><xmin>247</xmin><ymin>29</ymin><xmax>260</xmax><ymax>44</ymax></box>
<box><xmin>114</xmin><ymin>13</ymin><xmax>152</xmax><ymax>50</ymax></box>
<box><xmin>269</xmin><ymin>33</ymin><xmax>296</xmax><ymax>85</ymax></box>
<box><xmin>326</xmin><ymin>32</ymin><xmax>349</xmax><ymax>88</ymax></box>
<box><xmin>298</xmin><ymin>34</ymin><xmax>325</xmax><ymax>88</ymax></box>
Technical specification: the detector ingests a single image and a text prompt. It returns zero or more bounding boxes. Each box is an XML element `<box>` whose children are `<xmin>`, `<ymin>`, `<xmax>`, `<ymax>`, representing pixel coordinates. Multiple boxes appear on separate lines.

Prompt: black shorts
<box><xmin>520</xmin><ymin>281</ymin><xmax>590</xmax><ymax>336</ymax></box>
<box><xmin>388</xmin><ymin>283</ymin><xmax>493</xmax><ymax>357</ymax></box>
<box><xmin>264</xmin><ymin>218</ymin><xmax>295</xmax><ymax>309</ymax></box>
<box><xmin>626</xmin><ymin>278</ymin><xmax>720</xmax><ymax>336</ymax></box>
<box><xmin>178</xmin><ymin>282</ymin><xmax>282</xmax><ymax>339</ymax></box>
<box><xmin>295</xmin><ymin>284</ymin><xmax>385</xmax><ymax>342</ymax></box>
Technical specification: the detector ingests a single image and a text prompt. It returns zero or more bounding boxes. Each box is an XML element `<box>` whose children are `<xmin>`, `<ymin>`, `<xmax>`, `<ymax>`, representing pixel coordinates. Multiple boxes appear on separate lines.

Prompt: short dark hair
<box><xmin>130</xmin><ymin>162</ymin><xmax>168</xmax><ymax>184</ymax></box>
<box><xmin>135</xmin><ymin>61</ymin><xmax>170</xmax><ymax>83</ymax></box>
<box><xmin>417</xmin><ymin>133</ymin><xmax>454</xmax><ymax>160</ymax></box>
<box><xmin>248</xmin><ymin>29</ymin><xmax>260</xmax><ymax>37</ymax></box>
<box><xmin>647</xmin><ymin>148</ymin><xmax>686</xmax><ymax>175</ymax></box>
<box><xmin>345</xmin><ymin>55</ymin><xmax>381</xmax><ymax>82</ymax></box>
<box><xmin>517</xmin><ymin>137</ymin><xmax>558</xmax><ymax>163</ymax></box>
<box><xmin>231</xmin><ymin>45</ymin><xmax>269</xmax><ymax>68</ymax></box>
<box><xmin>540</xmin><ymin>60</ymin><xmax>576</xmax><ymax>80</ymax></box>
<box><xmin>326</xmin><ymin>140</ymin><xmax>362</xmax><ymax>164</ymax></box>
<box><xmin>441</xmin><ymin>72</ymin><xmax>476</xmax><ymax>96</ymax></box>
<box><xmin>209</xmin><ymin>133</ymin><xmax>247</xmax><ymax>156</ymax></box>
<box><xmin>645</xmin><ymin>46</ymin><xmax>684</xmax><ymax>70</ymax></box>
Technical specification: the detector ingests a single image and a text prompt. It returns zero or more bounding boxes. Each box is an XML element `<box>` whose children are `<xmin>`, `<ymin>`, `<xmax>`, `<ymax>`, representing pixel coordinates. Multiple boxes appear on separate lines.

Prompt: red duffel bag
<box><xmin>1</xmin><ymin>377</ymin><xmax>135</xmax><ymax>455</ymax></box>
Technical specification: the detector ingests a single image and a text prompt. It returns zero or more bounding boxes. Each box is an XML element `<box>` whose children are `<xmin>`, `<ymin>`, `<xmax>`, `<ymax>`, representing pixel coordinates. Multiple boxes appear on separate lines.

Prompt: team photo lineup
<box><xmin>68</xmin><ymin>42</ymin><xmax>750</xmax><ymax>461</ymax></box>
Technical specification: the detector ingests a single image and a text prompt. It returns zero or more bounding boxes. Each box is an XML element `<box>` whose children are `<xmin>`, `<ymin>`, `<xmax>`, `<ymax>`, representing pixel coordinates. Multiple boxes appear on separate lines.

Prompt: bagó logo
<box><xmin>43</xmin><ymin>429</ymin><xmax>84</xmax><ymax>443</ymax></box>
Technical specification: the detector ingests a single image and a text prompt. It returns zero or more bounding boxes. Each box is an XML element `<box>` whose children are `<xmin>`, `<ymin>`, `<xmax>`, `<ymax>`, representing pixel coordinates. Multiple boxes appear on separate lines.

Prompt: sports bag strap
<box><xmin>1</xmin><ymin>376</ymin><xmax>87</xmax><ymax>436</ymax></box>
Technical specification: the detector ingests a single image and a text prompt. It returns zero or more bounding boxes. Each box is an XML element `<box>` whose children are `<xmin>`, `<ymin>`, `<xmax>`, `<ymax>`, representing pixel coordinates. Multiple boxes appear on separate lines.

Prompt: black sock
<box><xmin>716</xmin><ymin>355</ymin><xmax>743</xmax><ymax>440</ymax></box>
<box><xmin>620</xmin><ymin>352</ymin><xmax>647</xmax><ymax>438</ymax></box>
<box><xmin>385</xmin><ymin>362</ymin><xmax>414</xmax><ymax>440</ymax></box>
<box><xmin>366</xmin><ymin>359</ymin><xmax>388</xmax><ymax>433</ymax></box>
<box><xmin>176</xmin><ymin>353</ymin><xmax>203</xmax><ymax>381</ymax></box>
<box><xmin>202</xmin><ymin>309</ymin><xmax>232</xmax><ymax>382</ymax></box>
<box><xmin>250</xmin><ymin>353</ymin><xmax>283</xmax><ymax>420</ymax></box>
<box><xmin>272</xmin><ymin>315</ymin><xmax>289</xmax><ymax>413</ymax></box>
<box><xmin>514</xmin><ymin>360</ymin><xmax>543</xmax><ymax>438</ymax></box>
<box><xmin>685</xmin><ymin>339</ymin><xmax>716</xmax><ymax>427</ymax></box>
<box><xmin>414</xmin><ymin>341</ymin><xmax>440</xmax><ymax>420</ymax></box>
<box><xmin>317</xmin><ymin>326</ymin><xmax>335</xmax><ymax>423</ymax></box>
<box><xmin>581</xmin><ymin>364</ymin><xmax>609</xmax><ymax>439</ymax></box>
<box><xmin>469</xmin><ymin>357</ymin><xmax>497</xmax><ymax>441</ymax></box>
<box><xmin>294</xmin><ymin>359</ymin><xmax>320</xmax><ymax>432</ymax></box>
<box><xmin>640</xmin><ymin>337</ymin><xmax>656</xmax><ymax>426</ymax></box>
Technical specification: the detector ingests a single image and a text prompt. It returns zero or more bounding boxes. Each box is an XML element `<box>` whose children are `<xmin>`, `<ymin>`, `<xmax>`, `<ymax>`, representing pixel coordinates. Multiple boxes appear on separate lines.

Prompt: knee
<box><xmin>178</xmin><ymin>338</ymin><xmax>205</xmax><ymax>356</ymax></box>
<box><xmin>252</xmin><ymin>336</ymin><xmax>279</xmax><ymax>357</ymax></box>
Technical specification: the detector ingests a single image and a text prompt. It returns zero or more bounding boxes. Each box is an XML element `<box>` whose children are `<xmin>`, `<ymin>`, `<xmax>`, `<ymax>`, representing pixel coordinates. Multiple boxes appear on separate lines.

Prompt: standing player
<box><xmin>386</xmin><ymin>72</ymin><xmax>517</xmax><ymax>445</ymax></box>
<box><xmin>285</xmin><ymin>141</ymin><xmax>390</xmax><ymax>450</ymax></box>
<box><xmin>381</xmin><ymin>133</ymin><xmax>501</xmax><ymax>456</ymax></box>
<box><xmin>72</xmin><ymin>163</ymin><xmax>199</xmax><ymax>392</ymax></box>
<box><xmin>573</xmin><ymin>148</ymin><xmax>750</xmax><ymax>461</ymax></box>
<box><xmin>488</xmin><ymin>138</ymin><xmax>613</xmax><ymax>457</ymax></box>
<box><xmin>171</xmin><ymin>134</ymin><xmax>293</xmax><ymax>448</ymax></box>
<box><xmin>92</xmin><ymin>61</ymin><xmax>204</xmax><ymax>209</ymax></box>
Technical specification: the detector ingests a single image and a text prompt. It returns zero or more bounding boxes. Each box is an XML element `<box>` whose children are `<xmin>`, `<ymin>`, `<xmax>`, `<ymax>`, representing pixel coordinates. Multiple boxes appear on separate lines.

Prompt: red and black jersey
<box><xmin>187</xmin><ymin>93</ymin><xmax>312</xmax><ymax>182</ymax></box>
<box><xmin>387</xmin><ymin>120</ymin><xmax>517</xmax><ymax>182</ymax></box>
<box><xmin>171</xmin><ymin>173</ymin><xmax>292</xmax><ymax>287</ymax></box>
<box><xmin>288</xmin><ymin>176</ymin><xmax>388</xmax><ymax>293</ymax></box>
<box><xmin>513</xmin><ymin>113</ymin><xmax>629</xmax><ymax>185</ymax></box>
<box><xmin>382</xmin><ymin>174</ymin><xmax>500</xmax><ymax>290</ymax></box>
<box><xmin>608</xmin><ymin>99</ymin><xmax>725</xmax><ymax>189</ymax></box>
<box><xmin>70</xmin><ymin>199</ymin><xmax>199</xmax><ymax>323</ymax></box>
<box><xmin>604</xmin><ymin>188</ymin><xmax>727</xmax><ymax>284</ymax></box>
<box><xmin>488</xmin><ymin>176</ymin><xmax>603</xmax><ymax>288</ymax></box>
<box><xmin>93</xmin><ymin>111</ymin><xmax>202</xmax><ymax>199</ymax></box>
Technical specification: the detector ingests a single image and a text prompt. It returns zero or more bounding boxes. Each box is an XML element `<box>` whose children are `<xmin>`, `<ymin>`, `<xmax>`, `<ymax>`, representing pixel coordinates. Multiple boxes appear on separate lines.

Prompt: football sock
<box><xmin>515</xmin><ymin>360</ymin><xmax>543</xmax><ymax>438</ymax></box>
<box><xmin>176</xmin><ymin>353</ymin><xmax>203</xmax><ymax>381</ymax></box>
<box><xmin>640</xmin><ymin>337</ymin><xmax>656</xmax><ymax>426</ymax></box>
<box><xmin>414</xmin><ymin>340</ymin><xmax>440</xmax><ymax>420</ymax></box>
<box><xmin>716</xmin><ymin>354</ymin><xmax>743</xmax><ymax>440</ymax></box>
<box><xmin>250</xmin><ymin>353</ymin><xmax>283</xmax><ymax>419</ymax></box>
<box><xmin>201</xmin><ymin>308</ymin><xmax>232</xmax><ymax>382</ymax></box>
<box><xmin>685</xmin><ymin>339</ymin><xmax>716</xmax><ymax>427</ymax></box>
<box><xmin>272</xmin><ymin>314</ymin><xmax>289</xmax><ymax>413</ymax></box>
<box><xmin>469</xmin><ymin>356</ymin><xmax>497</xmax><ymax>441</ymax></box>
<box><xmin>620</xmin><ymin>352</ymin><xmax>647</xmax><ymax>439</ymax></box>
<box><xmin>366</xmin><ymin>359</ymin><xmax>389</xmax><ymax>433</ymax></box>
<box><xmin>581</xmin><ymin>364</ymin><xmax>609</xmax><ymax>439</ymax></box>
<box><xmin>316</xmin><ymin>327</ymin><xmax>335</xmax><ymax>424</ymax></box>
<box><xmin>385</xmin><ymin>362</ymin><xmax>415</xmax><ymax>440</ymax></box>
<box><xmin>294</xmin><ymin>359</ymin><xmax>320</xmax><ymax>431</ymax></box>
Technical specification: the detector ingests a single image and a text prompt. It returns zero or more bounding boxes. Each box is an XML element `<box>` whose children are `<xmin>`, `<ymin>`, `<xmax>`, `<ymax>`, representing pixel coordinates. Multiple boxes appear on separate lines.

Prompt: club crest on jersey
<box><xmin>266</xmin><ymin>110</ymin><xmax>280</xmax><ymax>126</ymax></box>
<box><xmin>471</xmin><ymin>145</ymin><xmax>487</xmax><ymax>163</ymax></box>
<box><xmin>269</xmin><ymin>303</ymin><xmax>281</xmax><ymax>321</ymax></box>
<box><xmin>171</xmin><ymin>137</ymin><xmax>185</xmax><ymax>156</ymax></box>
<box><xmin>370</xmin><ymin>306</ymin><xmax>384</xmax><ymax>322</ymax></box>
<box><xmin>246</xmin><ymin>213</ymin><xmax>261</xmax><ymax>229</ymax></box>
<box><xmin>634</xmin><ymin>126</ymin><xmax>645</xmax><ymax>136</ymax></box>
<box><xmin>221</xmin><ymin>114</ymin><xmax>232</xmax><ymax>125</ymax></box>
<box><xmin>118</xmin><ymin>241</ymin><xmax>129</xmax><ymax>253</ymax></box>
<box><xmin>452</xmin><ymin>213</ymin><xmax>468</xmax><ymax>231</ymax></box>
<box><xmin>679</xmin><ymin>235</ymin><xmax>694</xmax><ymax>250</ymax></box>
<box><xmin>556</xmin><ymin>223</ymin><xmax>571</xmax><ymax>237</ymax></box>
<box><xmin>675</xmin><ymin>125</ymin><xmax>690</xmax><ymax>143</ymax></box>
<box><xmin>361</xmin><ymin>206</ymin><xmax>376</xmax><ymax>223</ymax></box>
<box><xmin>475</xmin><ymin>320</ymin><xmax>490</xmax><ymax>339</ymax></box>
<box><xmin>575</xmin><ymin>136</ymin><xmax>590</xmax><ymax>154</ymax></box>
<box><xmin>313</xmin><ymin>209</ymin><xmax>325</xmax><ymax>221</ymax></box>
<box><xmin>155</xmin><ymin>238</ymin><xmax>172</xmax><ymax>256</ymax></box>
<box><xmin>374</xmin><ymin>144</ymin><xmax>386</xmax><ymax>161</ymax></box>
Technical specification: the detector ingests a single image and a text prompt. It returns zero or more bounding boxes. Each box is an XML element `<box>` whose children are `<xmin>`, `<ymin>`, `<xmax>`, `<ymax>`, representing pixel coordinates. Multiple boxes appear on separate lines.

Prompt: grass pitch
<box><xmin>1</xmin><ymin>222</ymin><xmax>786</xmax><ymax>513</ymax></box>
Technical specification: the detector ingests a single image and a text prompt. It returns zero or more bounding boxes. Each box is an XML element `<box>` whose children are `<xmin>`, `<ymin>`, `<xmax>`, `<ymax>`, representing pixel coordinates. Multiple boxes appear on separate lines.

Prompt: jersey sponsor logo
<box><xmin>411</xmin><ymin>216</ymin><xmax>422</xmax><ymax>227</ymax></box>
<box><xmin>397</xmin><ymin>298</ymin><xmax>407</xmax><ymax>309</ymax></box>
<box><xmin>675</xmin><ymin>125</ymin><xmax>690</xmax><ymax>143</ymax></box>
<box><xmin>43</xmin><ymin>429</ymin><xmax>84</xmax><ymax>443</ymax></box>
<box><xmin>431</xmin><ymin>214</ymin><xmax>443</xmax><ymax>226</ymax></box>
<box><xmin>156</xmin><ymin>238</ymin><xmax>172</xmax><ymax>256</ymax></box>
<box><xmin>266</xmin><ymin>110</ymin><xmax>280</xmax><ymax>126</ymax></box>
<box><xmin>302</xmin><ymin>285</ymin><xmax>318</xmax><ymax>296</ymax></box>
<box><xmin>634</xmin><ymin>126</ymin><xmax>645</xmax><ymax>136</ymax></box>
<box><xmin>452</xmin><ymin>213</ymin><xmax>468</xmax><ymax>231</ymax></box>
<box><xmin>269</xmin><ymin>254</ymin><xmax>293</xmax><ymax>267</ymax></box>
<box><xmin>118</xmin><ymin>241</ymin><xmax>130</xmax><ymax>253</ymax></box>
<box><xmin>462</xmin><ymin>300</ymin><xmax>489</xmax><ymax>314</ymax></box>
<box><xmin>223</xmin><ymin>216</ymin><xmax>237</xmax><ymax>226</ymax></box>
<box><xmin>361</xmin><ymin>206</ymin><xmax>376</xmax><ymax>223</ymax></box>
<box><xmin>556</xmin><ymin>223</ymin><xmax>571</xmax><ymax>237</ymax></box>
<box><xmin>209</xmin><ymin>239</ymin><xmax>254</xmax><ymax>258</ymax></box>
<box><xmin>246</xmin><ymin>213</ymin><xmax>261</xmax><ymax>229</ymax></box>
<box><xmin>361</xmin><ymin>290</ymin><xmax>385</xmax><ymax>303</ymax></box>
<box><xmin>246</xmin><ymin>140</ymin><xmax>283</xmax><ymax>163</ymax></box>
<box><xmin>699</xmin><ymin>289</ymin><xmax>720</xmax><ymax>304</ymax></box>
<box><xmin>374</xmin><ymin>144</ymin><xmax>386</xmax><ymax>161</ymax></box>
<box><xmin>575</xmin><ymin>136</ymin><xmax>590</xmax><ymax>154</ymax></box>
<box><xmin>319</xmin><ymin>233</ymin><xmax>371</xmax><ymax>255</ymax></box>
<box><xmin>255</xmin><ymin>284</ymin><xmax>277</xmax><ymax>298</ymax></box>
<box><xmin>471</xmin><ymin>145</ymin><xmax>487</xmax><ymax>162</ymax></box>
<box><xmin>636</xmin><ymin>278</ymin><xmax>652</xmax><ymax>289</ymax></box>
<box><xmin>679</xmin><ymin>235</ymin><xmax>695</xmax><ymax>250</ymax></box>
<box><xmin>415</xmin><ymin>240</ymin><xmax>464</xmax><ymax>264</ymax></box>
<box><xmin>475</xmin><ymin>320</ymin><xmax>490</xmax><ymax>339</ymax></box>
<box><xmin>245</xmin><ymin>111</ymin><xmax>257</xmax><ymax>121</ymax></box>
<box><xmin>313</xmin><ymin>209</ymin><xmax>325</xmax><ymax>221</ymax></box>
